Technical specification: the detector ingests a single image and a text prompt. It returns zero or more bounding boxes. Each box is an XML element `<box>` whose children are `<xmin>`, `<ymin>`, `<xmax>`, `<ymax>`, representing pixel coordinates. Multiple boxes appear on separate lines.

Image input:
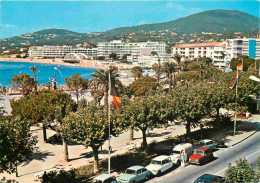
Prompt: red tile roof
<box><xmin>173</xmin><ymin>42</ymin><xmax>225</xmax><ymax>48</ymax></box>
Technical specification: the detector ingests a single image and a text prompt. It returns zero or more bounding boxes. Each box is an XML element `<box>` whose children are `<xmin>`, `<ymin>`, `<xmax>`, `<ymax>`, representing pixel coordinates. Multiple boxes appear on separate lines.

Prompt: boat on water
<box><xmin>0</xmin><ymin>65</ymin><xmax>3</xmax><ymax>67</ymax></box>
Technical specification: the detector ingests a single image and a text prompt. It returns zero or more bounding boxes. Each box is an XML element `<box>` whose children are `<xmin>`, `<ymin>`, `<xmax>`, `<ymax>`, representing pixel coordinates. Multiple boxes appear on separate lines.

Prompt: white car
<box><xmin>146</xmin><ymin>155</ymin><xmax>173</xmax><ymax>176</ymax></box>
<box><xmin>170</xmin><ymin>143</ymin><xmax>193</xmax><ymax>166</ymax></box>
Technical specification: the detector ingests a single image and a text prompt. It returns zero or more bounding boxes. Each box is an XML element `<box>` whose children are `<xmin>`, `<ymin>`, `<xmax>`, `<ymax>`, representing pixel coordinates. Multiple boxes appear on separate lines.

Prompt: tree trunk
<box><xmin>76</xmin><ymin>90</ymin><xmax>79</xmax><ymax>104</ymax></box>
<box><xmin>200</xmin><ymin>123</ymin><xmax>204</xmax><ymax>139</ymax></box>
<box><xmin>157</xmin><ymin>59</ymin><xmax>160</xmax><ymax>83</ymax></box>
<box><xmin>92</xmin><ymin>146</ymin><xmax>99</xmax><ymax>173</ymax></box>
<box><xmin>63</xmin><ymin>139</ymin><xmax>69</xmax><ymax>162</ymax></box>
<box><xmin>177</xmin><ymin>64</ymin><xmax>180</xmax><ymax>76</ymax></box>
<box><xmin>186</xmin><ymin>121</ymin><xmax>191</xmax><ymax>134</ymax></box>
<box><xmin>169</xmin><ymin>73</ymin><xmax>172</xmax><ymax>91</ymax></box>
<box><xmin>34</xmin><ymin>73</ymin><xmax>37</xmax><ymax>92</ymax></box>
<box><xmin>216</xmin><ymin>108</ymin><xmax>220</xmax><ymax>119</ymax></box>
<box><xmin>104</xmin><ymin>89</ymin><xmax>108</xmax><ymax>107</ymax></box>
<box><xmin>141</xmin><ymin>129</ymin><xmax>147</xmax><ymax>147</ymax></box>
<box><xmin>129</xmin><ymin>127</ymin><xmax>134</xmax><ymax>140</ymax></box>
<box><xmin>43</xmin><ymin>123</ymin><xmax>47</xmax><ymax>143</ymax></box>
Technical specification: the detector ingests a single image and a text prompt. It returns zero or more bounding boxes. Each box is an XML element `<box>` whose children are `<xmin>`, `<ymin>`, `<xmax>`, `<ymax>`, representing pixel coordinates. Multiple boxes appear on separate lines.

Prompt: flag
<box><xmin>237</xmin><ymin>63</ymin><xmax>243</xmax><ymax>71</ymax></box>
<box><xmin>230</xmin><ymin>70</ymin><xmax>239</xmax><ymax>89</ymax></box>
<box><xmin>110</xmin><ymin>80</ymin><xmax>121</xmax><ymax>111</ymax></box>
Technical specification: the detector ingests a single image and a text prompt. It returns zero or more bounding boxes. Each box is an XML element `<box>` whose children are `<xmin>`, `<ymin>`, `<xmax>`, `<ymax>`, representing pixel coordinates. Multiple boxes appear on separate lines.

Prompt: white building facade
<box><xmin>97</xmin><ymin>40</ymin><xmax>166</xmax><ymax>61</ymax></box>
<box><xmin>225</xmin><ymin>38</ymin><xmax>260</xmax><ymax>63</ymax></box>
<box><xmin>172</xmin><ymin>42</ymin><xmax>226</xmax><ymax>69</ymax></box>
<box><xmin>28</xmin><ymin>45</ymin><xmax>98</xmax><ymax>59</ymax></box>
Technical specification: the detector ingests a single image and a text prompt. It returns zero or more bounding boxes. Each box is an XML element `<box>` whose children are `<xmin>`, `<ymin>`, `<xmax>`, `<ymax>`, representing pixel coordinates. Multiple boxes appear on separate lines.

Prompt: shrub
<box><xmin>41</xmin><ymin>169</ymin><xmax>76</xmax><ymax>183</ymax></box>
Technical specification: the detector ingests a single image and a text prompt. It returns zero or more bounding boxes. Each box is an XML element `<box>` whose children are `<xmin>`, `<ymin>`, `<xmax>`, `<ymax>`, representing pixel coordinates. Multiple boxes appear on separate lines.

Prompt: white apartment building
<box><xmin>97</xmin><ymin>40</ymin><xmax>166</xmax><ymax>61</ymax></box>
<box><xmin>136</xmin><ymin>54</ymin><xmax>174</xmax><ymax>67</ymax></box>
<box><xmin>172</xmin><ymin>42</ymin><xmax>226</xmax><ymax>69</ymax></box>
<box><xmin>28</xmin><ymin>45</ymin><xmax>98</xmax><ymax>59</ymax></box>
<box><xmin>225</xmin><ymin>38</ymin><xmax>260</xmax><ymax>63</ymax></box>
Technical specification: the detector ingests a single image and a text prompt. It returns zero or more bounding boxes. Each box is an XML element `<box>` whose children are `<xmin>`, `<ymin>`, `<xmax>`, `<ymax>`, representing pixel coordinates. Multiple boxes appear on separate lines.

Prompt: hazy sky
<box><xmin>0</xmin><ymin>0</ymin><xmax>259</xmax><ymax>39</ymax></box>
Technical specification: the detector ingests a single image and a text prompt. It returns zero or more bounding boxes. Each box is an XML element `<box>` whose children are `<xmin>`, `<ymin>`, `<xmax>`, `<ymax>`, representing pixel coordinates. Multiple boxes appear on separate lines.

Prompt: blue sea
<box><xmin>0</xmin><ymin>61</ymin><xmax>97</xmax><ymax>87</ymax></box>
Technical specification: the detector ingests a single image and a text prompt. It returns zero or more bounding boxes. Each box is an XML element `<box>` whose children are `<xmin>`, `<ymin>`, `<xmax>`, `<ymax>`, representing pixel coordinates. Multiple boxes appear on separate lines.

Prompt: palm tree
<box><xmin>162</xmin><ymin>62</ymin><xmax>177</xmax><ymax>91</ymax></box>
<box><xmin>90</xmin><ymin>66</ymin><xmax>121</xmax><ymax>107</ymax></box>
<box><xmin>151</xmin><ymin>51</ymin><xmax>160</xmax><ymax>82</ymax></box>
<box><xmin>172</xmin><ymin>53</ymin><xmax>181</xmax><ymax>76</ymax></box>
<box><xmin>30</xmin><ymin>65</ymin><xmax>38</xmax><ymax>92</ymax></box>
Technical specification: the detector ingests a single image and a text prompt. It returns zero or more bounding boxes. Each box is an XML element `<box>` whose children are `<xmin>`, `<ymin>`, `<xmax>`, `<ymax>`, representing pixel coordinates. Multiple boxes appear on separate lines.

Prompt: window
<box><xmin>137</xmin><ymin>169</ymin><xmax>142</xmax><ymax>175</ymax></box>
<box><xmin>206</xmin><ymin>141</ymin><xmax>213</xmax><ymax>146</ymax></box>
<box><xmin>141</xmin><ymin>168</ymin><xmax>147</xmax><ymax>173</ymax></box>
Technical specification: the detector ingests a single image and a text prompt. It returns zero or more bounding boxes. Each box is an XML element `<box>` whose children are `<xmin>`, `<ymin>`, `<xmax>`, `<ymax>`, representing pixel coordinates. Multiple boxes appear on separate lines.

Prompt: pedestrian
<box><xmin>181</xmin><ymin>151</ymin><xmax>185</xmax><ymax>167</ymax></box>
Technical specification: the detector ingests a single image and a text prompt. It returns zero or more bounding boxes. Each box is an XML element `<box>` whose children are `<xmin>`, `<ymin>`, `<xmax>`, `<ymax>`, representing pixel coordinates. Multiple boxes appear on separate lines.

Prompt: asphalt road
<box><xmin>147</xmin><ymin>131</ymin><xmax>260</xmax><ymax>183</ymax></box>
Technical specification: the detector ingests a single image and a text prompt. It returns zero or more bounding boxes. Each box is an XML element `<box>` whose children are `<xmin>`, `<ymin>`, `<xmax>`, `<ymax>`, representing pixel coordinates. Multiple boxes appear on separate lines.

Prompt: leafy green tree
<box><xmin>176</xmin><ymin>71</ymin><xmax>201</xmax><ymax>82</ymax></box>
<box><xmin>10</xmin><ymin>90</ymin><xmax>77</xmax><ymax>143</ymax></box>
<box><xmin>61</xmin><ymin>102</ymin><xmax>124</xmax><ymax>173</ymax></box>
<box><xmin>151</xmin><ymin>51</ymin><xmax>160</xmax><ymax>82</ymax></box>
<box><xmin>162</xmin><ymin>62</ymin><xmax>177</xmax><ymax>91</ymax></box>
<box><xmin>225</xmin><ymin>158</ymin><xmax>259</xmax><ymax>183</ymax></box>
<box><xmin>123</xmin><ymin>95</ymin><xmax>168</xmax><ymax>147</ymax></box>
<box><xmin>129</xmin><ymin>76</ymin><xmax>158</xmax><ymax>96</ymax></box>
<box><xmin>230</xmin><ymin>55</ymin><xmax>255</xmax><ymax>72</ymax></box>
<box><xmin>109</xmin><ymin>53</ymin><xmax>118</xmax><ymax>60</ymax></box>
<box><xmin>172</xmin><ymin>53</ymin><xmax>181</xmax><ymax>76</ymax></box>
<box><xmin>97</xmin><ymin>56</ymin><xmax>105</xmax><ymax>61</ymax></box>
<box><xmin>122</xmin><ymin>54</ymin><xmax>131</xmax><ymax>61</ymax></box>
<box><xmin>0</xmin><ymin>116</ymin><xmax>37</xmax><ymax>174</ymax></box>
<box><xmin>131</xmin><ymin>66</ymin><xmax>143</xmax><ymax>80</ymax></box>
<box><xmin>30</xmin><ymin>65</ymin><xmax>38</xmax><ymax>92</ymax></box>
<box><xmin>170</xmin><ymin>83</ymin><xmax>211</xmax><ymax>134</ymax></box>
<box><xmin>65</xmin><ymin>73</ymin><xmax>88</xmax><ymax>104</ymax></box>
<box><xmin>90</xmin><ymin>67</ymin><xmax>122</xmax><ymax>107</ymax></box>
<box><xmin>10</xmin><ymin>73</ymin><xmax>35</xmax><ymax>95</ymax></box>
<box><xmin>200</xmin><ymin>57</ymin><xmax>212</xmax><ymax>66</ymax></box>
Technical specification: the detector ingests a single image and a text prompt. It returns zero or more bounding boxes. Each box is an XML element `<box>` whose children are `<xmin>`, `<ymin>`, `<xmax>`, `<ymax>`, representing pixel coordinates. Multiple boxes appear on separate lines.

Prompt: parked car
<box><xmin>118</xmin><ymin>165</ymin><xmax>151</xmax><ymax>183</ymax></box>
<box><xmin>93</xmin><ymin>174</ymin><xmax>118</xmax><ymax>183</ymax></box>
<box><xmin>189</xmin><ymin>147</ymin><xmax>214</xmax><ymax>165</ymax></box>
<box><xmin>194</xmin><ymin>174</ymin><xmax>225</xmax><ymax>183</ymax></box>
<box><xmin>169</xmin><ymin>143</ymin><xmax>194</xmax><ymax>166</ymax></box>
<box><xmin>146</xmin><ymin>155</ymin><xmax>173</xmax><ymax>176</ymax></box>
<box><xmin>199</xmin><ymin>139</ymin><xmax>216</xmax><ymax>149</ymax></box>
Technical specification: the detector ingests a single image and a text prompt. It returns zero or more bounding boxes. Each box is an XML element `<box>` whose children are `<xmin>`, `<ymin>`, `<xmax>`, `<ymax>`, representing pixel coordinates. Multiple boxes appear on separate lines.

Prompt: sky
<box><xmin>0</xmin><ymin>0</ymin><xmax>259</xmax><ymax>39</ymax></box>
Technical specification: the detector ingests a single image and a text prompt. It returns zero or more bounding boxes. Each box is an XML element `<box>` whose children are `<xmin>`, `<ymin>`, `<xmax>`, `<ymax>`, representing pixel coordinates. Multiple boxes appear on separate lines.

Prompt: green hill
<box><xmin>105</xmin><ymin>9</ymin><xmax>259</xmax><ymax>35</ymax></box>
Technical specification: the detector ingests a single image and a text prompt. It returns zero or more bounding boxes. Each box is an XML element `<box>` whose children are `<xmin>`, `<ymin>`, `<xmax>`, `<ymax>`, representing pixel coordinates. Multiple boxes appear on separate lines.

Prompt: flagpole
<box><xmin>108</xmin><ymin>70</ymin><xmax>111</xmax><ymax>174</ymax></box>
<box><xmin>234</xmin><ymin>67</ymin><xmax>238</xmax><ymax>136</ymax></box>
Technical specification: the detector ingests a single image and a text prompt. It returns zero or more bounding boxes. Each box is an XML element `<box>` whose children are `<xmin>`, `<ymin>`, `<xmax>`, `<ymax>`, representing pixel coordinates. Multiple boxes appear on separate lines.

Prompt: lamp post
<box><xmin>54</xmin><ymin>67</ymin><xmax>63</xmax><ymax>81</ymax></box>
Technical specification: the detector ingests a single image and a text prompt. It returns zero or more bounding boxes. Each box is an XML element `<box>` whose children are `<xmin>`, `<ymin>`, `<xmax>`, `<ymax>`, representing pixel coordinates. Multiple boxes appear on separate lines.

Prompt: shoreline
<box><xmin>0</xmin><ymin>57</ymin><xmax>134</xmax><ymax>70</ymax></box>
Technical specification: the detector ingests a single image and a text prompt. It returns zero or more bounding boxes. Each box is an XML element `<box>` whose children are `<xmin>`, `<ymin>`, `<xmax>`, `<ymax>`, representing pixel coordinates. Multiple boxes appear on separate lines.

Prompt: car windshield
<box><xmin>195</xmin><ymin>150</ymin><xmax>204</xmax><ymax>155</ymax></box>
<box><xmin>172</xmin><ymin>150</ymin><xmax>180</xmax><ymax>155</ymax></box>
<box><xmin>151</xmin><ymin>160</ymin><xmax>162</xmax><ymax>165</ymax></box>
<box><xmin>125</xmin><ymin>169</ymin><xmax>136</xmax><ymax>175</ymax></box>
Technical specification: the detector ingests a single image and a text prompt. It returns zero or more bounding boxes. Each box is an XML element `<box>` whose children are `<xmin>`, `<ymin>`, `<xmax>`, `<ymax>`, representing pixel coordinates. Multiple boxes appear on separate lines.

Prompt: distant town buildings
<box><xmin>28</xmin><ymin>45</ymin><xmax>98</xmax><ymax>59</ymax></box>
<box><xmin>225</xmin><ymin>38</ymin><xmax>260</xmax><ymax>62</ymax></box>
<box><xmin>97</xmin><ymin>40</ymin><xmax>166</xmax><ymax>61</ymax></box>
<box><xmin>172</xmin><ymin>42</ymin><xmax>226</xmax><ymax>69</ymax></box>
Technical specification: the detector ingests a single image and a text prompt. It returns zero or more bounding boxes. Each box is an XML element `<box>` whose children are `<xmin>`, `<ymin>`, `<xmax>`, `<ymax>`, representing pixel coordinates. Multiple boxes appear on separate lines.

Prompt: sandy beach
<box><xmin>0</xmin><ymin>57</ymin><xmax>134</xmax><ymax>71</ymax></box>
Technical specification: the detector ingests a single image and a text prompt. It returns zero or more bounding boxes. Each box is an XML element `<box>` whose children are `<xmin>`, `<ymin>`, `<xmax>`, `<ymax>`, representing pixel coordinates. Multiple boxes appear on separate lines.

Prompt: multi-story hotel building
<box><xmin>28</xmin><ymin>45</ymin><xmax>98</xmax><ymax>59</ymax></box>
<box><xmin>225</xmin><ymin>38</ymin><xmax>260</xmax><ymax>62</ymax></box>
<box><xmin>97</xmin><ymin>40</ymin><xmax>166</xmax><ymax>61</ymax></box>
<box><xmin>172</xmin><ymin>42</ymin><xmax>227</xmax><ymax>69</ymax></box>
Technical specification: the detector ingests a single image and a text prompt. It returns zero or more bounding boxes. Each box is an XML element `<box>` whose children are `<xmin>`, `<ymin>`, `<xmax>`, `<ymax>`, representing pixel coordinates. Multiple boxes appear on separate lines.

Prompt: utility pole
<box><xmin>108</xmin><ymin>70</ymin><xmax>111</xmax><ymax>174</ymax></box>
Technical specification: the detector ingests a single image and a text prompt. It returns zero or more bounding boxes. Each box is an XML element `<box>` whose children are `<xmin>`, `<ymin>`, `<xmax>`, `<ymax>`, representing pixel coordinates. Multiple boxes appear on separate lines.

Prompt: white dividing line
<box><xmin>215</xmin><ymin>167</ymin><xmax>228</xmax><ymax>175</ymax></box>
<box><xmin>215</xmin><ymin>149</ymin><xmax>260</xmax><ymax>175</ymax></box>
<box><xmin>246</xmin><ymin>149</ymin><xmax>260</xmax><ymax>159</ymax></box>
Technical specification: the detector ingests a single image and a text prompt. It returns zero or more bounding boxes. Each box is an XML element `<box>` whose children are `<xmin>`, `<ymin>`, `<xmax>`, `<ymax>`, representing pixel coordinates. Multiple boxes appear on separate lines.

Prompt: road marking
<box><xmin>215</xmin><ymin>167</ymin><xmax>228</xmax><ymax>175</ymax></box>
<box><xmin>246</xmin><ymin>149</ymin><xmax>260</xmax><ymax>159</ymax></box>
<box><xmin>215</xmin><ymin>149</ymin><xmax>260</xmax><ymax>175</ymax></box>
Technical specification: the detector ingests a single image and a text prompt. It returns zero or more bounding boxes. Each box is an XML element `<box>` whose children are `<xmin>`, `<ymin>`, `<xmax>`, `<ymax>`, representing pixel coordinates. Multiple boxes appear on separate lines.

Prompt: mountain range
<box><xmin>0</xmin><ymin>9</ymin><xmax>259</xmax><ymax>48</ymax></box>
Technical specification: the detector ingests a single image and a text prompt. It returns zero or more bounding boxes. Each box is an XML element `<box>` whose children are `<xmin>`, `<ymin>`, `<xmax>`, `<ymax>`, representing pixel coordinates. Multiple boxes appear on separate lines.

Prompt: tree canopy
<box><xmin>129</xmin><ymin>76</ymin><xmax>158</xmax><ymax>96</ymax></box>
<box><xmin>230</xmin><ymin>55</ymin><xmax>255</xmax><ymax>72</ymax></box>
<box><xmin>0</xmin><ymin>116</ymin><xmax>37</xmax><ymax>174</ymax></box>
<box><xmin>10</xmin><ymin>73</ymin><xmax>35</xmax><ymax>95</ymax></box>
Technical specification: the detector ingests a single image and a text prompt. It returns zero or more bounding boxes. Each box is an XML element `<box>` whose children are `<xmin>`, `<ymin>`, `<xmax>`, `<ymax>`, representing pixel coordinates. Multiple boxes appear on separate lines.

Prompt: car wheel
<box><xmin>145</xmin><ymin>175</ymin><xmax>149</xmax><ymax>181</ymax></box>
<box><xmin>177</xmin><ymin>160</ymin><xmax>181</xmax><ymax>167</ymax></box>
<box><xmin>157</xmin><ymin>171</ymin><xmax>162</xmax><ymax>176</ymax></box>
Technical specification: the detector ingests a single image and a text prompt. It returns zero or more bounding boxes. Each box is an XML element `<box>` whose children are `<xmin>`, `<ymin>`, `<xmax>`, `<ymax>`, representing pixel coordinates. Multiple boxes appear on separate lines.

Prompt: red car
<box><xmin>189</xmin><ymin>147</ymin><xmax>214</xmax><ymax>165</ymax></box>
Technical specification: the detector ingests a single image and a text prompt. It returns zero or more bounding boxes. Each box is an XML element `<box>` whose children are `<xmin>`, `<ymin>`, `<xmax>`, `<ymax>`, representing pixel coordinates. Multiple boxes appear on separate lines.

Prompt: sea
<box><xmin>0</xmin><ymin>61</ymin><xmax>97</xmax><ymax>87</ymax></box>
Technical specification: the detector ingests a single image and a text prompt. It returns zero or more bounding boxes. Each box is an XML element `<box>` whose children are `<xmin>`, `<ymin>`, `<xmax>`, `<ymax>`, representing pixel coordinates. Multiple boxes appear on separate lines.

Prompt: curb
<box><xmin>231</xmin><ymin>130</ymin><xmax>258</xmax><ymax>147</ymax></box>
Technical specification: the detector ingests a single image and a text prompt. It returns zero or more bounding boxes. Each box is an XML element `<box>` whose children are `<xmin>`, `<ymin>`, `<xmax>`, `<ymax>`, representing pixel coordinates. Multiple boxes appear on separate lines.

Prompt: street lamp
<box><xmin>54</xmin><ymin>67</ymin><xmax>63</xmax><ymax>87</ymax></box>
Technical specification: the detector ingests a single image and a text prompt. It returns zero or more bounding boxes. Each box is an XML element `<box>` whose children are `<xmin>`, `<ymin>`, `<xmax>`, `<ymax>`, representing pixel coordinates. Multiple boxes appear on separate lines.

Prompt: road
<box><xmin>147</xmin><ymin>131</ymin><xmax>260</xmax><ymax>183</ymax></box>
